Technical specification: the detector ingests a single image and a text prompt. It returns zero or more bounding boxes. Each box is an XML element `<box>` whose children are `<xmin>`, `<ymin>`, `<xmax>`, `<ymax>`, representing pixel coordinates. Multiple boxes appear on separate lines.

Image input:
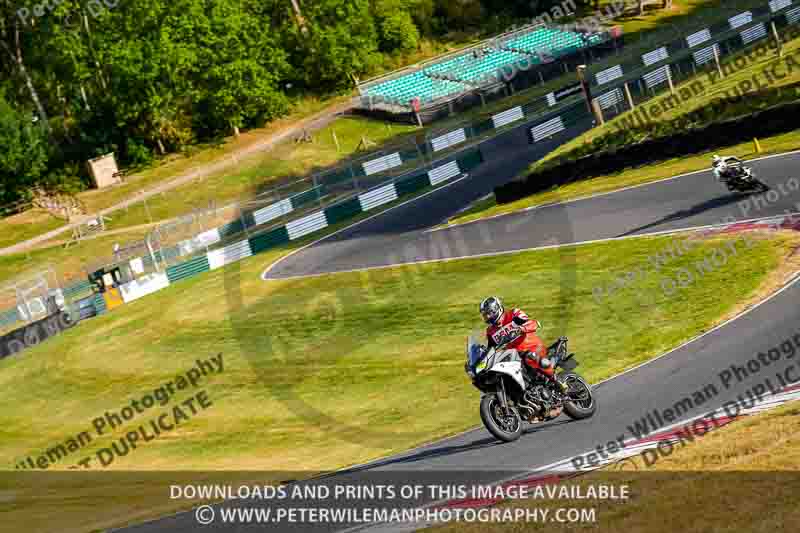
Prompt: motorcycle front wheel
<box><xmin>560</xmin><ymin>372</ymin><xmax>597</xmax><ymax>420</ymax></box>
<box><xmin>480</xmin><ymin>394</ymin><xmax>523</xmax><ymax>443</ymax></box>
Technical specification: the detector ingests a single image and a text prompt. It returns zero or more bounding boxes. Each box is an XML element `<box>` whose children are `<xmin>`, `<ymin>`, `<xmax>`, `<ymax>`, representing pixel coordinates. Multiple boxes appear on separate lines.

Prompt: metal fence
<box><xmin>0</xmin><ymin>267</ymin><xmax>67</xmax><ymax>337</ymax></box>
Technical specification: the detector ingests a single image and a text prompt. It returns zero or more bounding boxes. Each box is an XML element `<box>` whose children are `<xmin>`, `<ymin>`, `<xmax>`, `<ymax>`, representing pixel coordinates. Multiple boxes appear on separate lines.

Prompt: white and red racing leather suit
<box><xmin>486</xmin><ymin>308</ymin><xmax>554</xmax><ymax>378</ymax></box>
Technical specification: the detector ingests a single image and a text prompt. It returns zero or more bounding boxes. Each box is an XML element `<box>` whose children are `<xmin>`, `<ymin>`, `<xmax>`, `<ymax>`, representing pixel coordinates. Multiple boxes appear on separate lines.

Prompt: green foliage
<box><xmin>0</xmin><ymin>0</ymin><xmax>543</xmax><ymax>206</ymax></box>
<box><xmin>0</xmin><ymin>92</ymin><xmax>49</xmax><ymax>205</ymax></box>
<box><xmin>374</xmin><ymin>1</ymin><xmax>420</xmax><ymax>52</ymax></box>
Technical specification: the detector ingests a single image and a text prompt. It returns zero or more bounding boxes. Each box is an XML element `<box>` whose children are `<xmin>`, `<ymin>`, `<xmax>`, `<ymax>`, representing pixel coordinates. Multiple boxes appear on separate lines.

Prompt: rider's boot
<box><xmin>540</xmin><ymin>358</ymin><xmax>568</xmax><ymax>394</ymax></box>
<box><xmin>551</xmin><ymin>375</ymin><xmax>568</xmax><ymax>394</ymax></box>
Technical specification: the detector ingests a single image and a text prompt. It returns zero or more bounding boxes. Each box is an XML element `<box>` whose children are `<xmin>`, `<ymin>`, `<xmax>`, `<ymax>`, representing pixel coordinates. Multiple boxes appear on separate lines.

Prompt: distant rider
<box><xmin>479</xmin><ymin>296</ymin><xmax>566</xmax><ymax>392</ymax></box>
<box><xmin>712</xmin><ymin>154</ymin><xmax>743</xmax><ymax>183</ymax></box>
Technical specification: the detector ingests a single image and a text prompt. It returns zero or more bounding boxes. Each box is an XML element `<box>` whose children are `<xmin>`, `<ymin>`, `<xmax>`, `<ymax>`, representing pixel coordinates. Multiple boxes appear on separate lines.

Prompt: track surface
<box><xmin>266</xmin><ymin>146</ymin><xmax>800</xmax><ymax>279</ymax></box>
<box><xmin>126</xmin><ymin>119</ymin><xmax>800</xmax><ymax>531</ymax></box>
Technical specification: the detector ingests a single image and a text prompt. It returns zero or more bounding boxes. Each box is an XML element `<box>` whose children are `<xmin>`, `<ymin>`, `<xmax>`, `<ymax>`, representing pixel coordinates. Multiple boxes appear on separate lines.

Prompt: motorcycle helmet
<box><xmin>480</xmin><ymin>296</ymin><xmax>504</xmax><ymax>326</ymax></box>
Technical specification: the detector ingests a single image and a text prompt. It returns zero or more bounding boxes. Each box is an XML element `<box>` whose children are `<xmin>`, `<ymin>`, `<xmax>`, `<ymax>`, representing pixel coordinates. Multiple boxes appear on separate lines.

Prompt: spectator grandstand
<box><xmin>357</xmin><ymin>23</ymin><xmax>614</xmax><ymax>123</ymax></box>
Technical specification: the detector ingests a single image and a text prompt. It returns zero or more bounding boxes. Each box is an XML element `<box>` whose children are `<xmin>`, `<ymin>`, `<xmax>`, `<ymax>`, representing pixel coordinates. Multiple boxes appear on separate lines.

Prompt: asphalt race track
<box><xmin>265</xmin><ymin>149</ymin><xmax>800</xmax><ymax>279</ymax></box>
<box><xmin>124</xmin><ymin>129</ymin><xmax>800</xmax><ymax>531</ymax></box>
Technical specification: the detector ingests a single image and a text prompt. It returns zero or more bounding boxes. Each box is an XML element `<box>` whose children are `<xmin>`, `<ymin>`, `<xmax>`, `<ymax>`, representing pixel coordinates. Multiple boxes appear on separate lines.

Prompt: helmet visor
<box><xmin>481</xmin><ymin>308</ymin><xmax>500</xmax><ymax>324</ymax></box>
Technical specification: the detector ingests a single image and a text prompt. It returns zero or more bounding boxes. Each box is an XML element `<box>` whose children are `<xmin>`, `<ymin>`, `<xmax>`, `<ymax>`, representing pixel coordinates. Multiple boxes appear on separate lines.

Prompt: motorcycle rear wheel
<box><xmin>480</xmin><ymin>394</ymin><xmax>523</xmax><ymax>443</ymax></box>
<box><xmin>560</xmin><ymin>372</ymin><xmax>597</xmax><ymax>420</ymax></box>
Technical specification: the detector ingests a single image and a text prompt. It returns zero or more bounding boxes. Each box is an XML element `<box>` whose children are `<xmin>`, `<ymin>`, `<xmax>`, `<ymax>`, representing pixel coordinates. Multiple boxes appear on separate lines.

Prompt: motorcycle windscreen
<box><xmin>466</xmin><ymin>329</ymin><xmax>487</xmax><ymax>367</ymax></box>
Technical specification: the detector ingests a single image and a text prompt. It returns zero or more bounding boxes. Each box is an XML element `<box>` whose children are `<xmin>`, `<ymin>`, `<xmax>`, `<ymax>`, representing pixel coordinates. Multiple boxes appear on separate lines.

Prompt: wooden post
<box><xmin>712</xmin><ymin>45</ymin><xmax>723</xmax><ymax>79</ymax></box>
<box><xmin>623</xmin><ymin>82</ymin><xmax>635</xmax><ymax>110</ymax></box>
<box><xmin>771</xmin><ymin>21</ymin><xmax>783</xmax><ymax>57</ymax></box>
<box><xmin>591</xmin><ymin>99</ymin><xmax>605</xmax><ymax>125</ymax></box>
<box><xmin>665</xmin><ymin>64</ymin><xmax>675</xmax><ymax>94</ymax></box>
<box><xmin>576</xmin><ymin>65</ymin><xmax>594</xmax><ymax>115</ymax></box>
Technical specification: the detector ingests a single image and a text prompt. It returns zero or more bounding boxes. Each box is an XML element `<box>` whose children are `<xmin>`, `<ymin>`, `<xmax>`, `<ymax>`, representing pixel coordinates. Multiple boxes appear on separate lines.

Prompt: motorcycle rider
<box><xmin>712</xmin><ymin>154</ymin><xmax>743</xmax><ymax>183</ymax></box>
<box><xmin>479</xmin><ymin>296</ymin><xmax>567</xmax><ymax>392</ymax></box>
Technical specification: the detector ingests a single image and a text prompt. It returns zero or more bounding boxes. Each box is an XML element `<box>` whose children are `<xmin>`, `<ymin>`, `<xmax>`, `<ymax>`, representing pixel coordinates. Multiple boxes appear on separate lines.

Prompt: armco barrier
<box><xmin>363</xmin><ymin>153</ymin><xmax>403</xmax><ymax>176</ymax></box>
<box><xmin>428</xmin><ymin>161</ymin><xmax>460</xmax><ymax>186</ymax></box>
<box><xmin>253</xmin><ymin>198</ymin><xmax>293</xmax><ymax>226</ymax></box>
<box><xmin>286</xmin><ymin>211</ymin><xmax>328</xmax><ymax>240</ymax></box>
<box><xmin>290</xmin><ymin>186</ymin><xmax>324</xmax><ymax>209</ymax></box>
<box><xmin>166</xmin><ymin>255</ymin><xmax>210</xmax><ymax>284</ymax></box>
<box><xmin>248</xmin><ymin>226</ymin><xmax>290</xmax><ymax>254</ymax></box>
<box><xmin>218</xmin><ymin>219</ymin><xmax>245</xmax><ymax>239</ymax></box>
<box><xmin>358</xmin><ymin>183</ymin><xmax>398</xmax><ymax>212</ymax></box>
<box><xmin>395</xmin><ymin>171</ymin><xmax>430</xmax><ymax>196</ymax></box>
<box><xmin>207</xmin><ymin>240</ymin><xmax>253</xmax><ymax>270</ymax></box>
<box><xmin>431</xmin><ymin>129</ymin><xmax>467</xmax><ymax>152</ymax></box>
<box><xmin>325</xmin><ymin>197</ymin><xmax>362</xmax><ymax>225</ymax></box>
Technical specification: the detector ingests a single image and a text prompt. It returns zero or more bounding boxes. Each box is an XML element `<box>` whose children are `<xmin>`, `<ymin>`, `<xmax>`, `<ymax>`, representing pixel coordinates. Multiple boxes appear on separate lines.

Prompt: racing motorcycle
<box><xmin>720</xmin><ymin>161</ymin><xmax>770</xmax><ymax>194</ymax></box>
<box><xmin>464</xmin><ymin>327</ymin><xmax>596</xmax><ymax>443</ymax></box>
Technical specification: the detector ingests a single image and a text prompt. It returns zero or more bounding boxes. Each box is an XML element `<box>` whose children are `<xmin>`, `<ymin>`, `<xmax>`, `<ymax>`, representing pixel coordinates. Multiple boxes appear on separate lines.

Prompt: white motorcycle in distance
<box><xmin>712</xmin><ymin>156</ymin><xmax>770</xmax><ymax>194</ymax></box>
<box><xmin>464</xmin><ymin>327</ymin><xmax>596</xmax><ymax>443</ymax></box>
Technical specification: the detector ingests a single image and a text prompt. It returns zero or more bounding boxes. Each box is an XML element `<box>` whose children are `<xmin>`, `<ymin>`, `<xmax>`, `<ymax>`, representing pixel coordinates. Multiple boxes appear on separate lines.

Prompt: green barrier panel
<box><xmin>249</xmin><ymin>226</ymin><xmax>290</xmax><ymax>255</ymax></box>
<box><xmin>398</xmin><ymin>148</ymin><xmax>420</xmax><ymax>163</ymax></box>
<box><xmin>218</xmin><ymin>219</ymin><xmax>245</xmax><ymax>239</ymax></box>
<box><xmin>161</xmin><ymin>245</ymin><xmax>181</xmax><ymax>263</ymax></box>
<box><xmin>62</xmin><ymin>280</ymin><xmax>93</xmax><ymax>299</ymax></box>
<box><xmin>290</xmin><ymin>186</ymin><xmax>324</xmax><ymax>210</ymax></box>
<box><xmin>457</xmin><ymin>149</ymin><xmax>484</xmax><ymax>171</ymax></box>
<box><xmin>0</xmin><ymin>308</ymin><xmax>18</xmax><ymax>328</ymax></box>
<box><xmin>324</xmin><ymin>168</ymin><xmax>354</xmax><ymax>185</ymax></box>
<box><xmin>473</xmin><ymin>119</ymin><xmax>495</xmax><ymax>136</ymax></box>
<box><xmin>324</xmin><ymin>198</ymin><xmax>362</xmax><ymax>225</ymax></box>
<box><xmin>241</xmin><ymin>210</ymin><xmax>257</xmax><ymax>229</ymax></box>
<box><xmin>142</xmin><ymin>250</ymin><xmax>165</xmax><ymax>268</ymax></box>
<box><xmin>93</xmin><ymin>293</ymin><xmax>107</xmax><ymax>315</ymax></box>
<box><xmin>166</xmin><ymin>255</ymin><xmax>211</xmax><ymax>284</ymax></box>
<box><xmin>395</xmin><ymin>172</ymin><xmax>430</xmax><ymax>196</ymax></box>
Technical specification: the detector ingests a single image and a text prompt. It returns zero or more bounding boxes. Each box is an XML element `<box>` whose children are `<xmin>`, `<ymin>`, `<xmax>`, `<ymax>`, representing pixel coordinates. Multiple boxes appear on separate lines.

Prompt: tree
<box><xmin>196</xmin><ymin>1</ymin><xmax>290</xmax><ymax>136</ymax></box>
<box><xmin>293</xmin><ymin>0</ymin><xmax>381</xmax><ymax>90</ymax></box>
<box><xmin>0</xmin><ymin>1</ymin><xmax>51</xmax><ymax>132</ymax></box>
<box><xmin>0</xmin><ymin>91</ymin><xmax>49</xmax><ymax>204</ymax></box>
<box><xmin>374</xmin><ymin>1</ymin><xmax>420</xmax><ymax>53</ymax></box>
